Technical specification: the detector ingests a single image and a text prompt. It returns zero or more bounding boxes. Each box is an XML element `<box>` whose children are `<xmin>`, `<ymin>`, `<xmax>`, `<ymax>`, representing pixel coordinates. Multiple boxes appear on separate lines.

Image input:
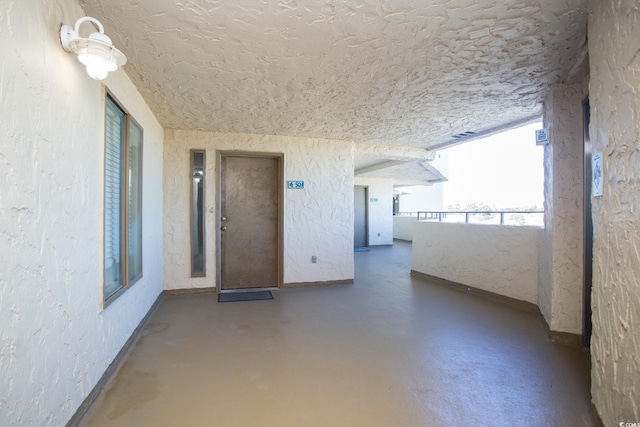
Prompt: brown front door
<box><xmin>219</xmin><ymin>154</ymin><xmax>281</xmax><ymax>291</ymax></box>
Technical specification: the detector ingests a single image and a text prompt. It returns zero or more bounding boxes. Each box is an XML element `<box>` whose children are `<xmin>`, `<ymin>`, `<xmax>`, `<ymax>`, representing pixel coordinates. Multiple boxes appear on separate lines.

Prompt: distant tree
<box><xmin>507</xmin><ymin>204</ymin><xmax>541</xmax><ymax>212</ymax></box>
<box><xmin>446</xmin><ymin>202</ymin><xmax>498</xmax><ymax>222</ymax></box>
<box><xmin>446</xmin><ymin>202</ymin><xmax>497</xmax><ymax>212</ymax></box>
<box><xmin>508</xmin><ymin>214</ymin><xmax>526</xmax><ymax>225</ymax></box>
<box><xmin>444</xmin><ymin>202</ymin><xmax>541</xmax><ymax>224</ymax></box>
<box><xmin>467</xmin><ymin>202</ymin><xmax>497</xmax><ymax>212</ymax></box>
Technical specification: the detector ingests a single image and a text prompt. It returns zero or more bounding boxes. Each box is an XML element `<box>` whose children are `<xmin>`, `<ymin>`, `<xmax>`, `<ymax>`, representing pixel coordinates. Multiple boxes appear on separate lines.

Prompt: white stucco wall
<box><xmin>412</xmin><ymin>223</ymin><xmax>540</xmax><ymax>304</ymax></box>
<box><xmin>163</xmin><ymin>130</ymin><xmax>354</xmax><ymax>290</ymax></box>
<box><xmin>397</xmin><ymin>183</ymin><xmax>445</xmax><ymax>213</ymax></box>
<box><xmin>0</xmin><ymin>1</ymin><xmax>164</xmax><ymax>425</ymax></box>
<box><xmin>589</xmin><ymin>2</ymin><xmax>640</xmax><ymax>424</ymax></box>
<box><xmin>354</xmin><ymin>177</ymin><xmax>394</xmax><ymax>246</ymax></box>
<box><xmin>393</xmin><ymin>216</ymin><xmax>416</xmax><ymax>241</ymax></box>
<box><xmin>539</xmin><ymin>83</ymin><xmax>585</xmax><ymax>335</ymax></box>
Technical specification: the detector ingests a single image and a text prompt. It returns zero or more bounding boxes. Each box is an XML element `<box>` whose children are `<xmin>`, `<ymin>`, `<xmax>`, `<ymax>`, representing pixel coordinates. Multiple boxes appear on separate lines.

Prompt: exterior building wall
<box><xmin>539</xmin><ymin>83</ymin><xmax>585</xmax><ymax>335</ymax></box>
<box><xmin>412</xmin><ymin>223</ymin><xmax>541</xmax><ymax>305</ymax></box>
<box><xmin>589</xmin><ymin>2</ymin><xmax>640</xmax><ymax>424</ymax></box>
<box><xmin>163</xmin><ymin>130</ymin><xmax>355</xmax><ymax>290</ymax></box>
<box><xmin>398</xmin><ymin>183</ymin><xmax>445</xmax><ymax>213</ymax></box>
<box><xmin>354</xmin><ymin>177</ymin><xmax>394</xmax><ymax>246</ymax></box>
<box><xmin>0</xmin><ymin>1</ymin><xmax>164</xmax><ymax>425</ymax></box>
<box><xmin>393</xmin><ymin>216</ymin><xmax>416</xmax><ymax>241</ymax></box>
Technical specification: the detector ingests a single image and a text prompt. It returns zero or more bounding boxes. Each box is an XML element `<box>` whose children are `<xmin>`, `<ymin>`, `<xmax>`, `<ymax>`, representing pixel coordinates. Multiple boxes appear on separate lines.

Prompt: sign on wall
<box><xmin>288</xmin><ymin>180</ymin><xmax>304</xmax><ymax>189</ymax></box>
<box><xmin>535</xmin><ymin>129</ymin><xmax>549</xmax><ymax>145</ymax></box>
<box><xmin>593</xmin><ymin>152</ymin><xmax>603</xmax><ymax>197</ymax></box>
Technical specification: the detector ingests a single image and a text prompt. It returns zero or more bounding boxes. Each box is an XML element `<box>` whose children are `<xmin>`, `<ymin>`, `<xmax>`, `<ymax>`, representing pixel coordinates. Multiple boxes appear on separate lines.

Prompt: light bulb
<box><xmin>84</xmin><ymin>59</ymin><xmax>109</xmax><ymax>80</ymax></box>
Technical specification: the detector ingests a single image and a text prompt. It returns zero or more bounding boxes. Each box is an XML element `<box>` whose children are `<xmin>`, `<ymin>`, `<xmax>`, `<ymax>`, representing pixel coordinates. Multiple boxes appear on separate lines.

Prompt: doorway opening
<box><xmin>354</xmin><ymin>186</ymin><xmax>368</xmax><ymax>248</ymax></box>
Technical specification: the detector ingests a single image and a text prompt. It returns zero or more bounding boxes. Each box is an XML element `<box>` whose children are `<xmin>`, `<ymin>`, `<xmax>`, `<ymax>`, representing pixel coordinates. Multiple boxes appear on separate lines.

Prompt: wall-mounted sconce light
<box><xmin>60</xmin><ymin>17</ymin><xmax>127</xmax><ymax>80</ymax></box>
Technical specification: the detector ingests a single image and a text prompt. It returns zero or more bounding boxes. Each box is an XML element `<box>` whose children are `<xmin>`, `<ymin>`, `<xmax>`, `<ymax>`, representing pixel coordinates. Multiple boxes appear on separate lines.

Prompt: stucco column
<box><xmin>589</xmin><ymin>1</ymin><xmax>640</xmax><ymax>424</ymax></box>
<box><xmin>539</xmin><ymin>83</ymin><xmax>584</xmax><ymax>337</ymax></box>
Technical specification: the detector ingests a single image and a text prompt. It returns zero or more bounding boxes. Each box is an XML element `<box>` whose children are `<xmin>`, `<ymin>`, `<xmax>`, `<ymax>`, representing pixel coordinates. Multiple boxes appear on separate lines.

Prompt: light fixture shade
<box><xmin>82</xmin><ymin>54</ymin><xmax>110</xmax><ymax>80</ymax></box>
<box><xmin>60</xmin><ymin>17</ymin><xmax>127</xmax><ymax>80</ymax></box>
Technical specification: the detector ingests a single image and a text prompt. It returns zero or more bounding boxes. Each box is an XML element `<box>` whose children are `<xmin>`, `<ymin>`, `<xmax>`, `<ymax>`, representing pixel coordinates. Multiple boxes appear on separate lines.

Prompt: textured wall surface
<box><xmin>79</xmin><ymin>0</ymin><xmax>588</xmax><ymax>150</ymax></box>
<box><xmin>163</xmin><ymin>131</ymin><xmax>354</xmax><ymax>289</ymax></box>
<box><xmin>412</xmin><ymin>223</ymin><xmax>540</xmax><ymax>304</ymax></box>
<box><xmin>354</xmin><ymin>177</ymin><xmax>394</xmax><ymax>246</ymax></box>
<box><xmin>589</xmin><ymin>2</ymin><xmax>640</xmax><ymax>424</ymax></box>
<box><xmin>393</xmin><ymin>216</ymin><xmax>416</xmax><ymax>241</ymax></box>
<box><xmin>539</xmin><ymin>83</ymin><xmax>585</xmax><ymax>335</ymax></box>
<box><xmin>0</xmin><ymin>1</ymin><xmax>164</xmax><ymax>425</ymax></box>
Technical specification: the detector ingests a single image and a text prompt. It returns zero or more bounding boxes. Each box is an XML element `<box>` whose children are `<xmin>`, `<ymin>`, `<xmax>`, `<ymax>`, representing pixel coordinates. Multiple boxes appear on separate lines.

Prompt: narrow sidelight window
<box><xmin>191</xmin><ymin>150</ymin><xmax>206</xmax><ymax>276</ymax></box>
<box><xmin>104</xmin><ymin>94</ymin><xmax>143</xmax><ymax>302</ymax></box>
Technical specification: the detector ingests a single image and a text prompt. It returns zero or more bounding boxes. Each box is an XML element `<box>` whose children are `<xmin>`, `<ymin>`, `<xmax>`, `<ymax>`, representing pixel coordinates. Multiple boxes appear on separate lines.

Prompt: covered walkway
<box><xmin>81</xmin><ymin>241</ymin><xmax>593</xmax><ymax>426</ymax></box>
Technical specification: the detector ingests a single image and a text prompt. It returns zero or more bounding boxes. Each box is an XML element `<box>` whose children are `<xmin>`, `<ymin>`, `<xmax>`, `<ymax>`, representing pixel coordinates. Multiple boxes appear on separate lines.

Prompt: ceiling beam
<box><xmin>355</xmin><ymin>160</ymin><xmax>406</xmax><ymax>175</ymax></box>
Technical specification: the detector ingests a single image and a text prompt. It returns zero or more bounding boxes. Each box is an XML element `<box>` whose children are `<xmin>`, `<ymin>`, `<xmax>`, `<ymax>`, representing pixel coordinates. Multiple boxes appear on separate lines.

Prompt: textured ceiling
<box><xmin>79</xmin><ymin>0</ymin><xmax>588</xmax><ymax>149</ymax></box>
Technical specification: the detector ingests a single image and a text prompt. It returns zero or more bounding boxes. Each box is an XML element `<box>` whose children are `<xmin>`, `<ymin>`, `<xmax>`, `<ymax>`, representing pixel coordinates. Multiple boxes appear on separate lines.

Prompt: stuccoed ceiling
<box><xmin>79</xmin><ymin>0</ymin><xmax>588</xmax><ymax>150</ymax></box>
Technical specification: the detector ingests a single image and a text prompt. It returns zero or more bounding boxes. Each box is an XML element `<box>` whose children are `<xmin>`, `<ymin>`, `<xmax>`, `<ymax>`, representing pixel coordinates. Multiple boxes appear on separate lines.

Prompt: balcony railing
<box><xmin>395</xmin><ymin>210</ymin><xmax>544</xmax><ymax>226</ymax></box>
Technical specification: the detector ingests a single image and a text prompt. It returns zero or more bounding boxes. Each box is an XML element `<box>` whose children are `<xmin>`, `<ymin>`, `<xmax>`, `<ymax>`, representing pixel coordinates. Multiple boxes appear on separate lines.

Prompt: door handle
<box><xmin>221</xmin><ymin>225</ymin><xmax>227</xmax><ymax>231</ymax></box>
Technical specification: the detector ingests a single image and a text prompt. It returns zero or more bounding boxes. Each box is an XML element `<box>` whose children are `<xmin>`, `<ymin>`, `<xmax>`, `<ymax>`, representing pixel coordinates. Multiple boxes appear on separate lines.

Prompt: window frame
<box><xmin>190</xmin><ymin>149</ymin><xmax>206</xmax><ymax>277</ymax></box>
<box><xmin>103</xmin><ymin>91</ymin><xmax>144</xmax><ymax>306</ymax></box>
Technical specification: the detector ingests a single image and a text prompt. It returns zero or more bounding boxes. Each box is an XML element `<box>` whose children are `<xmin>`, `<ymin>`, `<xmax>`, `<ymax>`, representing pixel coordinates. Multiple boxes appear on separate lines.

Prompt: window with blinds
<box><xmin>104</xmin><ymin>94</ymin><xmax>143</xmax><ymax>303</ymax></box>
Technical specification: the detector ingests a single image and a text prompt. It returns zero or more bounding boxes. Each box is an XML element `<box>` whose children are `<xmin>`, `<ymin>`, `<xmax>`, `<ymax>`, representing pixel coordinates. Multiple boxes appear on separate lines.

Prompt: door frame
<box><xmin>216</xmin><ymin>151</ymin><xmax>284</xmax><ymax>293</ymax></box>
<box><xmin>582</xmin><ymin>97</ymin><xmax>593</xmax><ymax>347</ymax></box>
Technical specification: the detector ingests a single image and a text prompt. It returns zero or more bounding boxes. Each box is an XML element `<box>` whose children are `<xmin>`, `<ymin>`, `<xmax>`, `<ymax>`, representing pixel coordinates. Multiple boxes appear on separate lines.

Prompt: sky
<box><xmin>441</xmin><ymin>122</ymin><xmax>545</xmax><ymax>210</ymax></box>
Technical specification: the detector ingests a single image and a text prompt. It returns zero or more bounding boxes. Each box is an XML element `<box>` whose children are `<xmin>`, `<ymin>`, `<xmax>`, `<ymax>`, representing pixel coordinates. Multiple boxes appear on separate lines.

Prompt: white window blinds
<box><xmin>104</xmin><ymin>97</ymin><xmax>125</xmax><ymax>299</ymax></box>
<box><xmin>103</xmin><ymin>95</ymin><xmax>143</xmax><ymax>303</ymax></box>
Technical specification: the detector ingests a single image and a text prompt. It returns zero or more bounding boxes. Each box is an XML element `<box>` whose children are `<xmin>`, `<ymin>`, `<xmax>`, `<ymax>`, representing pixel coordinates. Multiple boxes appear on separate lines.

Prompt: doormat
<box><xmin>218</xmin><ymin>291</ymin><xmax>274</xmax><ymax>303</ymax></box>
<box><xmin>354</xmin><ymin>247</ymin><xmax>370</xmax><ymax>252</ymax></box>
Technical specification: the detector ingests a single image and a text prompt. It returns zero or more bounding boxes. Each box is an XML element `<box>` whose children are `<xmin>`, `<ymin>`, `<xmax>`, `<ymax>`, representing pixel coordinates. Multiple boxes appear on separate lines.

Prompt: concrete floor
<box><xmin>81</xmin><ymin>241</ymin><xmax>594</xmax><ymax>427</ymax></box>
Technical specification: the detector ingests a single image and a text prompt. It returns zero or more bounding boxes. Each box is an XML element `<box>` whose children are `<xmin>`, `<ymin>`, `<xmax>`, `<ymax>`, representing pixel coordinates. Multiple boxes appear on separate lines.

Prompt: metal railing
<box><xmin>394</xmin><ymin>211</ymin><xmax>544</xmax><ymax>226</ymax></box>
